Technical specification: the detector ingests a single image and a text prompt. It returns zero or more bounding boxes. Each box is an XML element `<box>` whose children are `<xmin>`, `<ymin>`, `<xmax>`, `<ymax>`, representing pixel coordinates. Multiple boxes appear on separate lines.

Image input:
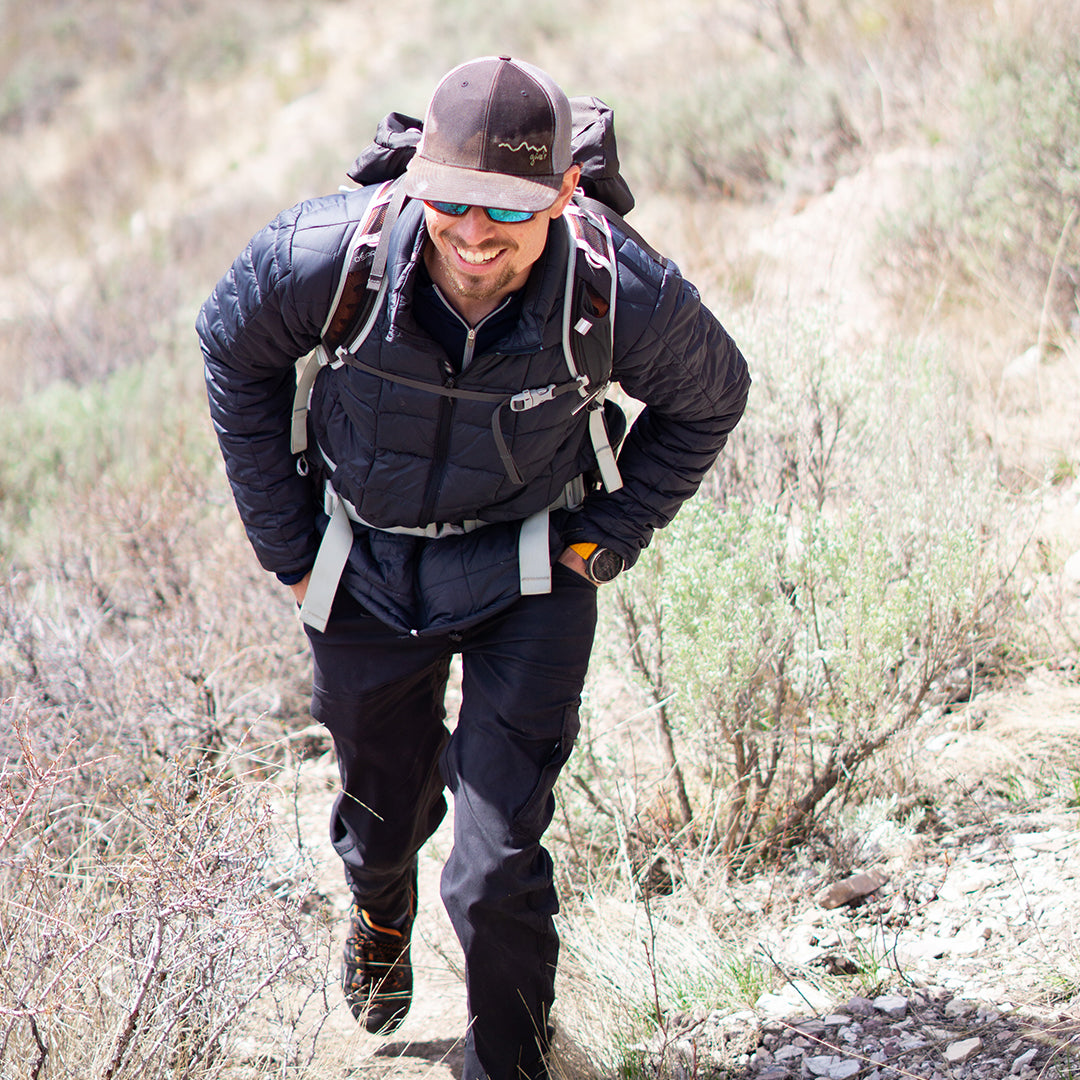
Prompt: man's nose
<box><xmin>455</xmin><ymin>206</ymin><xmax>497</xmax><ymax>242</ymax></box>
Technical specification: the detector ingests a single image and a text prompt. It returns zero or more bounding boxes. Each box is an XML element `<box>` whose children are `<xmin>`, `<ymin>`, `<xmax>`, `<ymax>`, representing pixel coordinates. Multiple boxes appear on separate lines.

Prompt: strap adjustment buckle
<box><xmin>510</xmin><ymin>384</ymin><xmax>557</xmax><ymax>412</ymax></box>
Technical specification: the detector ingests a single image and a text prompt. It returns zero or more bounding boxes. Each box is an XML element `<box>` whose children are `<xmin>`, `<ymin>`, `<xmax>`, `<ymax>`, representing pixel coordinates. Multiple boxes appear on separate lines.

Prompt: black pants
<box><xmin>305</xmin><ymin>564</ymin><xmax>598</xmax><ymax>1080</ymax></box>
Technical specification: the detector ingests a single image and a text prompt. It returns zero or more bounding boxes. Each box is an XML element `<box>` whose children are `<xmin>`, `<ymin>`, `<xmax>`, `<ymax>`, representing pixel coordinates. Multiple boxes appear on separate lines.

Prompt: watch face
<box><xmin>588</xmin><ymin>547</ymin><xmax>624</xmax><ymax>583</ymax></box>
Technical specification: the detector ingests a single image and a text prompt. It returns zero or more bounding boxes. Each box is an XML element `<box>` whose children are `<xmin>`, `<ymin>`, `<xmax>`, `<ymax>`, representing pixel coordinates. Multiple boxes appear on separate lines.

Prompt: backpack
<box><xmin>292</xmin><ymin>99</ymin><xmax>655</xmax><ymax>631</ymax></box>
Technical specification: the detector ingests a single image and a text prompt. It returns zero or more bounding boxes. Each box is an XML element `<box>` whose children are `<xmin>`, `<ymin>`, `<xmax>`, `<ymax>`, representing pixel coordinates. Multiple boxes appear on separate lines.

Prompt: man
<box><xmin>198</xmin><ymin>55</ymin><xmax>749</xmax><ymax>1080</ymax></box>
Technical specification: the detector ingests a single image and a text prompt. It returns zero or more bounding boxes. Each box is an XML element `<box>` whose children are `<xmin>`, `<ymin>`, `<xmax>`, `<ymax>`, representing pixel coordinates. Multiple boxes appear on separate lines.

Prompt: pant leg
<box><xmin>440</xmin><ymin>564</ymin><xmax>599</xmax><ymax>1080</ymax></box>
<box><xmin>305</xmin><ymin>591</ymin><xmax>453</xmax><ymax>920</ymax></box>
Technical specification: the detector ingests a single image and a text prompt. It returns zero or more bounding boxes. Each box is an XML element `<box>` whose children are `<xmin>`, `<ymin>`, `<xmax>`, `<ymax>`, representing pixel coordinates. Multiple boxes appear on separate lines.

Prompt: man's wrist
<box><xmin>563</xmin><ymin>543</ymin><xmax>623</xmax><ymax>585</ymax></box>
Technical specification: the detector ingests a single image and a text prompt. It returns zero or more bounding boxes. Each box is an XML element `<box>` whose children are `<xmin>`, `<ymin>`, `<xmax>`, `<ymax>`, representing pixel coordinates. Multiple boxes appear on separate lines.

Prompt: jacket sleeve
<box><xmin>563</xmin><ymin>237</ymin><xmax>751</xmax><ymax>567</ymax></box>
<box><xmin>196</xmin><ymin>196</ymin><xmax>356</xmax><ymax>581</ymax></box>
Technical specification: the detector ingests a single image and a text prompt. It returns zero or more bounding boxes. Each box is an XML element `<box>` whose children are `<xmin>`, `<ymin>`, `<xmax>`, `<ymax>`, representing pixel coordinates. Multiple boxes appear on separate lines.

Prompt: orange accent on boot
<box><xmin>360</xmin><ymin>910</ymin><xmax>404</xmax><ymax>938</ymax></box>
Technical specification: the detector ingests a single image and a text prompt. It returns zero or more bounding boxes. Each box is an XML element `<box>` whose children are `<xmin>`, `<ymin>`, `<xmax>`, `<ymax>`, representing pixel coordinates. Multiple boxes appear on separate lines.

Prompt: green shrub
<box><xmin>879</xmin><ymin>7</ymin><xmax>1080</xmax><ymax>331</ymax></box>
<box><xmin>590</xmin><ymin>309</ymin><xmax>1010</xmax><ymax>871</ymax></box>
<box><xmin>629</xmin><ymin>57</ymin><xmax>847</xmax><ymax>198</ymax></box>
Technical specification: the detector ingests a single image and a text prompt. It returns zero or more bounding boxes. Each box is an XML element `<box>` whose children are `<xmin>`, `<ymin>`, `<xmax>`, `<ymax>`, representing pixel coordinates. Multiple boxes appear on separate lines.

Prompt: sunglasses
<box><xmin>424</xmin><ymin>201</ymin><xmax>537</xmax><ymax>224</ymax></box>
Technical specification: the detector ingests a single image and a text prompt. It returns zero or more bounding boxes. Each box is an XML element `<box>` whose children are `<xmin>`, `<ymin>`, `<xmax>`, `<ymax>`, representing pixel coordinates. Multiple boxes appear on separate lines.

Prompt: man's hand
<box><xmin>557</xmin><ymin>546</ymin><xmax>592</xmax><ymax>581</ymax></box>
<box><xmin>289</xmin><ymin>573</ymin><xmax>311</xmax><ymax>605</ymax></box>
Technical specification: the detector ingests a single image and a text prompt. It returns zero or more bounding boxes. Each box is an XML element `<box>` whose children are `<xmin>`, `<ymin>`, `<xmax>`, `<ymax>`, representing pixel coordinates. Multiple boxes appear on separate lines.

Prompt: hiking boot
<box><xmin>342</xmin><ymin>905</ymin><xmax>413</xmax><ymax>1034</ymax></box>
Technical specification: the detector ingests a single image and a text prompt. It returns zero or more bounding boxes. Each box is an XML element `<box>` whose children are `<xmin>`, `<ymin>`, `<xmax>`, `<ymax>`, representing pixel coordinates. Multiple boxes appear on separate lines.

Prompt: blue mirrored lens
<box><xmin>428</xmin><ymin>202</ymin><xmax>470</xmax><ymax>216</ymax></box>
<box><xmin>426</xmin><ymin>201</ymin><xmax>535</xmax><ymax>223</ymax></box>
<box><xmin>485</xmin><ymin>207</ymin><xmax>535</xmax><ymax>223</ymax></box>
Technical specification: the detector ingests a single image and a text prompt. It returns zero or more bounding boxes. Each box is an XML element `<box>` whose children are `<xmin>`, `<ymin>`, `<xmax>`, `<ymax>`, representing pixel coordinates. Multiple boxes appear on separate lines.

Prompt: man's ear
<box><xmin>548</xmin><ymin>165</ymin><xmax>583</xmax><ymax>219</ymax></box>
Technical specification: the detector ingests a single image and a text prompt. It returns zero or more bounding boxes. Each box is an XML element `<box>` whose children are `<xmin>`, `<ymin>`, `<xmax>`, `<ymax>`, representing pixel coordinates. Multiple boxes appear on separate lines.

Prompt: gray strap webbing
<box><xmin>290</xmin><ymin>181</ymin><xmax>404</xmax><ymax>457</ymax></box>
<box><xmin>327</xmin><ymin>479</ymin><xmax>486</xmax><ymax>539</ymax></box>
<box><xmin>367</xmin><ymin>181</ymin><xmax>408</xmax><ymax>290</ymax></box>
<box><xmin>590</xmin><ymin>406</ymin><xmax>622</xmax><ymax>492</ymax></box>
<box><xmin>561</xmin><ymin>207</ymin><xmax>624</xmax><ymax>493</ymax></box>
<box><xmin>299</xmin><ymin>494</ymin><xmax>354</xmax><ymax>632</ymax></box>
<box><xmin>518</xmin><ymin>508</ymin><xmax>552</xmax><ymax>595</ymax></box>
<box><xmin>291</xmin><ymin>346</ymin><xmax>328</xmax><ymax>454</ymax></box>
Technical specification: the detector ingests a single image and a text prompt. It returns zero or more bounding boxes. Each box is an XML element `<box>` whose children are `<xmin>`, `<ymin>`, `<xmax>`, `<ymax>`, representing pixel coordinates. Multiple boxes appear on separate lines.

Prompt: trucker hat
<box><xmin>402</xmin><ymin>56</ymin><xmax>573</xmax><ymax>212</ymax></box>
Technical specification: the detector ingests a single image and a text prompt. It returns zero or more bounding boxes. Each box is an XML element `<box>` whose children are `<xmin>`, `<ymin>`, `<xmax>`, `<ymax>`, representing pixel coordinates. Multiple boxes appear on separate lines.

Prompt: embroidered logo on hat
<box><xmin>498</xmin><ymin>141</ymin><xmax>549</xmax><ymax>166</ymax></box>
<box><xmin>403</xmin><ymin>56</ymin><xmax>573</xmax><ymax>213</ymax></box>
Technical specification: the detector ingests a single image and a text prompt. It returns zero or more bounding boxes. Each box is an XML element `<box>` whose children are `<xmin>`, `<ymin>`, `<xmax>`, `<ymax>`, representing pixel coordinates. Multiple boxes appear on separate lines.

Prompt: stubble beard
<box><xmin>434</xmin><ymin>237</ymin><xmax>518</xmax><ymax>304</ymax></box>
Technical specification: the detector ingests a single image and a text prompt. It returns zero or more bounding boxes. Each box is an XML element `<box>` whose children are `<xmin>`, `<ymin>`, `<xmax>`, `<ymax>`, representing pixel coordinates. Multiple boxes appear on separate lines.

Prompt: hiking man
<box><xmin>197</xmin><ymin>55</ymin><xmax>749</xmax><ymax>1080</ymax></box>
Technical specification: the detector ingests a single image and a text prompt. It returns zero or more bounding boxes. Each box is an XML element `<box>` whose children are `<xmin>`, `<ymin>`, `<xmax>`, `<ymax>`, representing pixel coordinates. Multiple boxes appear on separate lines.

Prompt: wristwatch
<box><xmin>568</xmin><ymin>542</ymin><xmax>624</xmax><ymax>585</ymax></box>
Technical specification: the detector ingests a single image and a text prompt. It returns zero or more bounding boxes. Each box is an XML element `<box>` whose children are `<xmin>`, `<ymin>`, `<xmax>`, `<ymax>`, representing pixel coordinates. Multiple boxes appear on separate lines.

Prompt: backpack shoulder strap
<box><xmin>562</xmin><ymin>202</ymin><xmax>617</xmax><ymax>390</ymax></box>
<box><xmin>574</xmin><ymin>193</ymin><xmax>664</xmax><ymax>264</ymax></box>
<box><xmin>291</xmin><ymin>180</ymin><xmax>405</xmax><ymax>455</ymax></box>
<box><xmin>562</xmin><ymin>203</ymin><xmax>623</xmax><ymax>492</ymax></box>
<box><xmin>322</xmin><ymin>178</ymin><xmax>406</xmax><ymax>354</ymax></box>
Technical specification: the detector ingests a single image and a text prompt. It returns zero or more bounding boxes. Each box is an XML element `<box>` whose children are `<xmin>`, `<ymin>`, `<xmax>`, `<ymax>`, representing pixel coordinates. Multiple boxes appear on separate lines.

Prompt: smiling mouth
<box><xmin>455</xmin><ymin>245</ymin><xmax>503</xmax><ymax>266</ymax></box>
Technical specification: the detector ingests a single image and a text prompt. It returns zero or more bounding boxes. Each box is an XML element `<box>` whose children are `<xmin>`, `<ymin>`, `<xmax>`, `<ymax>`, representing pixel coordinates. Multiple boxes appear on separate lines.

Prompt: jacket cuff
<box><xmin>275</xmin><ymin>568</ymin><xmax>311</xmax><ymax>586</ymax></box>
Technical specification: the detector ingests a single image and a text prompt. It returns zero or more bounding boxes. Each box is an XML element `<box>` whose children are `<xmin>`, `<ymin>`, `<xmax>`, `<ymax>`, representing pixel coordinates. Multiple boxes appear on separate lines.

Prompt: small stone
<box><xmin>944</xmin><ymin>997</ymin><xmax>976</xmax><ymax>1018</ymax></box>
<box><xmin>872</xmin><ymin>994</ymin><xmax>908</xmax><ymax>1019</ymax></box>
<box><xmin>817</xmin><ymin>870</ymin><xmax>889</xmax><ymax>909</ymax></box>
<box><xmin>1064</xmin><ymin>550</ymin><xmax>1080</xmax><ymax>583</ymax></box>
<box><xmin>1011</xmin><ymin>1047</ymin><xmax>1037</xmax><ymax>1073</ymax></box>
<box><xmin>754</xmin><ymin>980</ymin><xmax>833</xmax><ymax>1017</ymax></box>
<box><xmin>806</xmin><ymin>1055</ymin><xmax>860</xmax><ymax>1079</ymax></box>
<box><xmin>846</xmin><ymin>996</ymin><xmax>875</xmax><ymax>1016</ymax></box>
<box><xmin>945</xmin><ymin>1037</ymin><xmax>983</xmax><ymax>1064</ymax></box>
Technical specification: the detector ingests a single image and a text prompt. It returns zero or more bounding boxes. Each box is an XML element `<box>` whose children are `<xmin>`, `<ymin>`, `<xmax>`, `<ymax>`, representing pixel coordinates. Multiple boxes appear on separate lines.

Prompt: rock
<box><xmin>945</xmin><ymin>1037</ymin><xmax>983</xmax><ymax>1064</ymax></box>
<box><xmin>806</xmin><ymin>1055</ymin><xmax>860</xmax><ymax>1078</ymax></box>
<box><xmin>872</xmin><ymin>994</ymin><xmax>909</xmax><ymax>1019</ymax></box>
<box><xmin>774</xmin><ymin>1044</ymin><xmax>804</xmax><ymax>1062</ymax></box>
<box><xmin>1001</xmin><ymin>344</ymin><xmax>1042</xmax><ymax>382</ymax></box>
<box><xmin>846</xmin><ymin>996</ymin><xmax>875</xmax><ymax>1016</ymax></box>
<box><xmin>1065</xmin><ymin>550</ymin><xmax>1080</xmax><ymax>583</ymax></box>
<box><xmin>817</xmin><ymin>870</ymin><xmax>889</xmax><ymax>909</ymax></box>
<box><xmin>1011</xmin><ymin>1047</ymin><xmax>1038</xmax><ymax>1073</ymax></box>
<box><xmin>944</xmin><ymin>997</ymin><xmax>977</xmax><ymax>1018</ymax></box>
<box><xmin>755</xmin><ymin>979</ymin><xmax>833</xmax><ymax>1017</ymax></box>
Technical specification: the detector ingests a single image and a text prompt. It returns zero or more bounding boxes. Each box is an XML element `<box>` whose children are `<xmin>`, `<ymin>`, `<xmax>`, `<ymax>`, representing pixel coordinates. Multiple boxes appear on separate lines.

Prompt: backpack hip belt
<box><xmin>298</xmin><ymin>473</ymin><xmax>588</xmax><ymax>633</ymax></box>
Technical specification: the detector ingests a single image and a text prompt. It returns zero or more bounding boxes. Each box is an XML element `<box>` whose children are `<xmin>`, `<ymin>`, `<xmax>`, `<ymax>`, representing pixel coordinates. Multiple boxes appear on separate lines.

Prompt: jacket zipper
<box><xmin>431</xmin><ymin>284</ymin><xmax>511</xmax><ymax>372</ymax></box>
<box><xmin>418</xmin><ymin>293</ymin><xmax>511</xmax><ymax>525</ymax></box>
<box><xmin>420</xmin><ymin>379</ymin><xmax>456</xmax><ymax>527</ymax></box>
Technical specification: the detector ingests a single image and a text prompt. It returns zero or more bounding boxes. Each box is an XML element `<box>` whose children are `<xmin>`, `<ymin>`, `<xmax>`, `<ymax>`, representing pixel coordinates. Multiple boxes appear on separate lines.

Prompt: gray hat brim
<box><xmin>402</xmin><ymin>156</ymin><xmax>563</xmax><ymax>213</ymax></box>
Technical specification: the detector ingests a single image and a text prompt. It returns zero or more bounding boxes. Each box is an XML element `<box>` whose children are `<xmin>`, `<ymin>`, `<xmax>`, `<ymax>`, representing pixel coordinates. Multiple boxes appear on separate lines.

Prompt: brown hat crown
<box><xmin>403</xmin><ymin>56</ymin><xmax>573</xmax><ymax>212</ymax></box>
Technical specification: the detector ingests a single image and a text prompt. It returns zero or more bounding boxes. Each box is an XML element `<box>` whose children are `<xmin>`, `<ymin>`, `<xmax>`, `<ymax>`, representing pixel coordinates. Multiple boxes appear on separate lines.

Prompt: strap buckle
<box><xmin>510</xmin><ymin>384</ymin><xmax>558</xmax><ymax>412</ymax></box>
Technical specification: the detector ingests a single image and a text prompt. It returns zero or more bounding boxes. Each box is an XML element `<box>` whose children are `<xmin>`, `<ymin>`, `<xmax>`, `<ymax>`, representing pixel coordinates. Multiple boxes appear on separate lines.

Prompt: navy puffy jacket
<box><xmin>197</xmin><ymin>185</ymin><xmax>750</xmax><ymax>633</ymax></box>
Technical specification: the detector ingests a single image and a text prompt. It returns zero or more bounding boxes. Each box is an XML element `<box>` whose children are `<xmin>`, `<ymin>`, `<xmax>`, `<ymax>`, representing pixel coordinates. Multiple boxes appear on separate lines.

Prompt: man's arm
<box><xmin>196</xmin><ymin>196</ymin><xmax>358</xmax><ymax>585</ymax></box>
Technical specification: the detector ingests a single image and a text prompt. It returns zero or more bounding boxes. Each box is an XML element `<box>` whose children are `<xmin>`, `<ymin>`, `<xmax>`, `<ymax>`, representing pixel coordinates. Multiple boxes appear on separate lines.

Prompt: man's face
<box><xmin>422</xmin><ymin>166</ymin><xmax>581</xmax><ymax>320</ymax></box>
